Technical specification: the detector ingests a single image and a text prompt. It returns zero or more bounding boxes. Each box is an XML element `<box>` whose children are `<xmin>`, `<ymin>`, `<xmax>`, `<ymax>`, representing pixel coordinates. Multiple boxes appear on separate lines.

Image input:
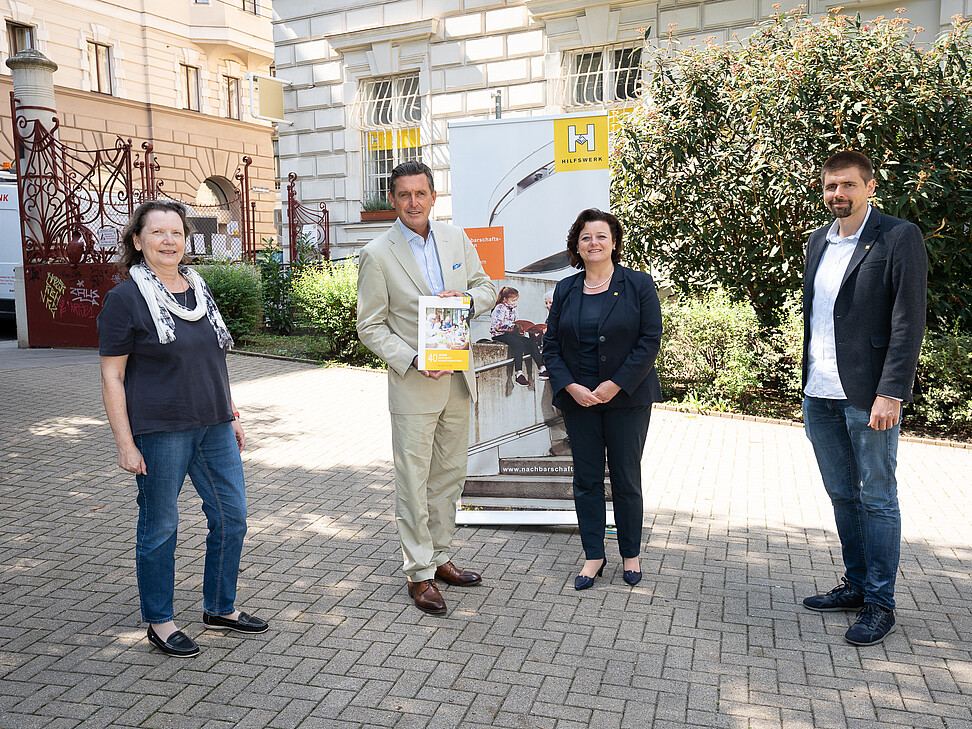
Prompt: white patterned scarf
<box><xmin>129</xmin><ymin>262</ymin><xmax>234</xmax><ymax>349</ymax></box>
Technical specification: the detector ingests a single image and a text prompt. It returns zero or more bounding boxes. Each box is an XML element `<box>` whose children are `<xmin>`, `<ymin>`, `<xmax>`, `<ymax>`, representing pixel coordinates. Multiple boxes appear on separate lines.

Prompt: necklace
<box><xmin>171</xmin><ymin>285</ymin><xmax>190</xmax><ymax>307</ymax></box>
<box><xmin>583</xmin><ymin>270</ymin><xmax>613</xmax><ymax>289</ymax></box>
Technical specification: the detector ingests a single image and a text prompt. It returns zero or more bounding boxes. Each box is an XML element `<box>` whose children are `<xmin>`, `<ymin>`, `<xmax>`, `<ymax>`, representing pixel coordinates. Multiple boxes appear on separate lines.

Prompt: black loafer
<box><xmin>202</xmin><ymin>611</ymin><xmax>269</xmax><ymax>634</ymax></box>
<box><xmin>147</xmin><ymin>625</ymin><xmax>199</xmax><ymax>657</ymax></box>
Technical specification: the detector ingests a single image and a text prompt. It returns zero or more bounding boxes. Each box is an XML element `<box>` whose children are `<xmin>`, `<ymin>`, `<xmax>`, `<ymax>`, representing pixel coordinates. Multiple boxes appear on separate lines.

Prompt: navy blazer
<box><xmin>543</xmin><ymin>265</ymin><xmax>663</xmax><ymax>411</ymax></box>
<box><xmin>802</xmin><ymin>208</ymin><xmax>927</xmax><ymax>412</ymax></box>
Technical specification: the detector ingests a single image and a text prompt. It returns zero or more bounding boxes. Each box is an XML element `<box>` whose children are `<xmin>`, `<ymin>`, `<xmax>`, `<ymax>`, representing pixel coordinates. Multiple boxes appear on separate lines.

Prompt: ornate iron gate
<box><xmin>286</xmin><ymin>171</ymin><xmax>330</xmax><ymax>261</ymax></box>
<box><xmin>10</xmin><ymin>93</ymin><xmax>255</xmax><ymax>346</ymax></box>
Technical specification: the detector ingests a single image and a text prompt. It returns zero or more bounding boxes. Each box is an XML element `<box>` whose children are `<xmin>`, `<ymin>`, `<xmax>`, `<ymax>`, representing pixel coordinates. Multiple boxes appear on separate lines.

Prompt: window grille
<box><xmin>87</xmin><ymin>42</ymin><xmax>113</xmax><ymax>95</ymax></box>
<box><xmin>242</xmin><ymin>0</ymin><xmax>257</xmax><ymax>14</ymax></box>
<box><xmin>355</xmin><ymin>75</ymin><xmax>421</xmax><ymax>130</ymax></box>
<box><xmin>355</xmin><ymin>75</ymin><xmax>423</xmax><ymax>200</ymax></box>
<box><xmin>565</xmin><ymin>44</ymin><xmax>643</xmax><ymax>108</ymax></box>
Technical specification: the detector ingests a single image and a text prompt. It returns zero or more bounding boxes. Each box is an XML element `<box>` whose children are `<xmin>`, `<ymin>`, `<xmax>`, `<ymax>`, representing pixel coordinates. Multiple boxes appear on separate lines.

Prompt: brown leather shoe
<box><xmin>407</xmin><ymin>579</ymin><xmax>447</xmax><ymax>615</ymax></box>
<box><xmin>435</xmin><ymin>561</ymin><xmax>483</xmax><ymax>586</ymax></box>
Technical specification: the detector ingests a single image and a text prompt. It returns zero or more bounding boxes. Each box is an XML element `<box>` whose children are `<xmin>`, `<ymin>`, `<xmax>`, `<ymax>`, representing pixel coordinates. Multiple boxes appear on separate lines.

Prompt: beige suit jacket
<box><xmin>356</xmin><ymin>219</ymin><xmax>496</xmax><ymax>415</ymax></box>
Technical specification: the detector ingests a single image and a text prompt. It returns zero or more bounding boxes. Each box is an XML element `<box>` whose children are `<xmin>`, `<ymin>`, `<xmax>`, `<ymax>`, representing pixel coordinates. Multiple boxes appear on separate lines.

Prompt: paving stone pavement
<box><xmin>1</xmin><ymin>348</ymin><xmax>970</xmax><ymax>729</ymax></box>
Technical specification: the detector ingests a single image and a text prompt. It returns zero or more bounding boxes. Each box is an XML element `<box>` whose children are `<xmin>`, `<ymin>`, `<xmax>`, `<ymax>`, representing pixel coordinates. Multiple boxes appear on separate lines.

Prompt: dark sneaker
<box><xmin>513</xmin><ymin>373</ymin><xmax>530</xmax><ymax>387</ymax></box>
<box><xmin>845</xmin><ymin>603</ymin><xmax>896</xmax><ymax>646</ymax></box>
<box><xmin>803</xmin><ymin>580</ymin><xmax>865</xmax><ymax>612</ymax></box>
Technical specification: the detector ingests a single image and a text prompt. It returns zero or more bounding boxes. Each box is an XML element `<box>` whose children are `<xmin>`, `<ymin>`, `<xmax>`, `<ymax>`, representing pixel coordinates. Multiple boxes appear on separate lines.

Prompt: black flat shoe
<box><xmin>202</xmin><ymin>611</ymin><xmax>270</xmax><ymax>634</ymax></box>
<box><xmin>622</xmin><ymin>569</ymin><xmax>642</xmax><ymax>586</ymax></box>
<box><xmin>574</xmin><ymin>558</ymin><xmax>607</xmax><ymax>591</ymax></box>
<box><xmin>147</xmin><ymin>625</ymin><xmax>199</xmax><ymax>657</ymax></box>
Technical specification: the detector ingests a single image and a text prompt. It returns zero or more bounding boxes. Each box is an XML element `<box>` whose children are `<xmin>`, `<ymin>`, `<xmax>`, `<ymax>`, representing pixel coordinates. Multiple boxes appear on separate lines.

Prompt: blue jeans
<box><xmin>802</xmin><ymin>397</ymin><xmax>900</xmax><ymax>610</ymax></box>
<box><xmin>133</xmin><ymin>422</ymin><xmax>247</xmax><ymax>623</ymax></box>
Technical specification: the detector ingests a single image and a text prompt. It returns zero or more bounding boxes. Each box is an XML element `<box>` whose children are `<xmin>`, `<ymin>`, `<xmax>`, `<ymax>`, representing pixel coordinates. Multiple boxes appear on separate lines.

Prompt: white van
<box><xmin>0</xmin><ymin>175</ymin><xmax>20</xmax><ymax>321</ymax></box>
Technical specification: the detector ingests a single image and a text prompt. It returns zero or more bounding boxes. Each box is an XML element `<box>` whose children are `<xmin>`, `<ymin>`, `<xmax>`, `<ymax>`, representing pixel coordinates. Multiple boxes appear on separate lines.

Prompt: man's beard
<box><xmin>828</xmin><ymin>200</ymin><xmax>854</xmax><ymax>218</ymax></box>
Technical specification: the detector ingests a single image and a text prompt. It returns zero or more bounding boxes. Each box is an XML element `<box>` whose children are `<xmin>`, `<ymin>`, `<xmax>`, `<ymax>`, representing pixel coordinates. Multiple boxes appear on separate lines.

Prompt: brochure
<box><xmin>418</xmin><ymin>295</ymin><xmax>472</xmax><ymax>371</ymax></box>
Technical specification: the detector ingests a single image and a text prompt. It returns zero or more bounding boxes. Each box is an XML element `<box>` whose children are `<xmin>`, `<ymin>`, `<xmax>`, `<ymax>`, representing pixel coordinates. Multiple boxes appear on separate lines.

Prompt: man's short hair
<box><xmin>390</xmin><ymin>161</ymin><xmax>435</xmax><ymax>195</ymax></box>
<box><xmin>820</xmin><ymin>151</ymin><xmax>874</xmax><ymax>184</ymax></box>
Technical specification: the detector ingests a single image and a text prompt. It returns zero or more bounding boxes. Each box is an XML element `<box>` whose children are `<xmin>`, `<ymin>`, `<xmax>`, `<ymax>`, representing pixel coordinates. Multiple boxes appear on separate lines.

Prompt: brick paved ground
<box><xmin>1</xmin><ymin>346</ymin><xmax>970</xmax><ymax>729</ymax></box>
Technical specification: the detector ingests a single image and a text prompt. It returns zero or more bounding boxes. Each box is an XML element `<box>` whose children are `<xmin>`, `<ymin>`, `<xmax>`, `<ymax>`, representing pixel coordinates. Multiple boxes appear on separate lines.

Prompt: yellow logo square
<box><xmin>554</xmin><ymin>115</ymin><xmax>609</xmax><ymax>172</ymax></box>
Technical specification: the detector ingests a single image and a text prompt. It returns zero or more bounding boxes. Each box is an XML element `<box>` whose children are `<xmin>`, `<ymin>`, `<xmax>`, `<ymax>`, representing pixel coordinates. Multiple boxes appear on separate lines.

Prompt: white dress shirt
<box><xmin>398</xmin><ymin>219</ymin><xmax>445</xmax><ymax>294</ymax></box>
<box><xmin>804</xmin><ymin>206</ymin><xmax>872</xmax><ymax>399</ymax></box>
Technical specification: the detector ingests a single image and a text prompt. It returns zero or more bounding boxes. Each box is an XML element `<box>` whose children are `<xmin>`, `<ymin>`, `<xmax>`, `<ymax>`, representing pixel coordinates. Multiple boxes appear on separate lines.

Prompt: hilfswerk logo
<box><xmin>554</xmin><ymin>115</ymin><xmax>609</xmax><ymax>171</ymax></box>
<box><xmin>567</xmin><ymin>124</ymin><xmax>596</xmax><ymax>153</ymax></box>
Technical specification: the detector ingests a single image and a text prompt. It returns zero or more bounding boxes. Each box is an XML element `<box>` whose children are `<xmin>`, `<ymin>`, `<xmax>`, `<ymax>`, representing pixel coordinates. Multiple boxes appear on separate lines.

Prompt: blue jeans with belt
<box><xmin>802</xmin><ymin>397</ymin><xmax>900</xmax><ymax>610</ymax></box>
<box><xmin>133</xmin><ymin>422</ymin><xmax>248</xmax><ymax>623</ymax></box>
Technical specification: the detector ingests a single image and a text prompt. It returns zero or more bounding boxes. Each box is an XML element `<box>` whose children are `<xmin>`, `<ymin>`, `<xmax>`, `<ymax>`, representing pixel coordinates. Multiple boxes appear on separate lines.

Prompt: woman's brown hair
<box><xmin>118</xmin><ymin>200</ymin><xmax>193</xmax><ymax>272</ymax></box>
<box><xmin>565</xmin><ymin>208</ymin><xmax>623</xmax><ymax>269</ymax></box>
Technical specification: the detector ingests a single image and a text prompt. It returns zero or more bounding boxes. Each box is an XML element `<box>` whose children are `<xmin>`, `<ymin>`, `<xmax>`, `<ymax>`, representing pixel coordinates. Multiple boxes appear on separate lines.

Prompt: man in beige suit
<box><xmin>356</xmin><ymin>161</ymin><xmax>496</xmax><ymax>615</ymax></box>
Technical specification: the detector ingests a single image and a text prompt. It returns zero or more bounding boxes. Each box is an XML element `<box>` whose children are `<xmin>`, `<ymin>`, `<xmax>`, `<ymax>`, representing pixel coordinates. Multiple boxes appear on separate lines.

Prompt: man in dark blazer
<box><xmin>800</xmin><ymin>151</ymin><xmax>927</xmax><ymax>646</ymax></box>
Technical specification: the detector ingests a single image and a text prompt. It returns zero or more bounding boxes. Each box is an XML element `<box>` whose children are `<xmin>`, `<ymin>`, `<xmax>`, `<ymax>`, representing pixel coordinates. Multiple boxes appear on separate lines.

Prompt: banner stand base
<box><xmin>457</xmin><ymin>497</ymin><xmax>614</xmax><ymax>526</ymax></box>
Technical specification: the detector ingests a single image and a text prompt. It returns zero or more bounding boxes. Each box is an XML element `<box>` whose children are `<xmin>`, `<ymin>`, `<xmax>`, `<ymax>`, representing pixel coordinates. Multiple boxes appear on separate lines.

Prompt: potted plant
<box><xmin>360</xmin><ymin>195</ymin><xmax>397</xmax><ymax>222</ymax></box>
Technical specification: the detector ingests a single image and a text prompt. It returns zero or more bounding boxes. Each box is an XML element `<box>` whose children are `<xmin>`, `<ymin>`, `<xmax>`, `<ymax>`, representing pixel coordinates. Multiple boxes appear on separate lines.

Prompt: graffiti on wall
<box><xmin>24</xmin><ymin>264</ymin><xmax>124</xmax><ymax>347</ymax></box>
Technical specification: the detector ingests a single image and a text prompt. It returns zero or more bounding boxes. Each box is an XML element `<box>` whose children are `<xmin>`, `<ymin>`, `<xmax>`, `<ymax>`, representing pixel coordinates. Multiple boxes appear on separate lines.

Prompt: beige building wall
<box><xmin>0</xmin><ymin>0</ymin><xmax>277</xmax><ymax>243</ymax></box>
<box><xmin>274</xmin><ymin>0</ymin><xmax>967</xmax><ymax>260</ymax></box>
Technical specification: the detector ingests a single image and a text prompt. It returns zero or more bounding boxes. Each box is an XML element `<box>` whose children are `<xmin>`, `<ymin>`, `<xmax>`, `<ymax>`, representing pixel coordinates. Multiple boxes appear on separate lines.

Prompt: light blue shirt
<box><xmin>398</xmin><ymin>218</ymin><xmax>445</xmax><ymax>294</ymax></box>
<box><xmin>805</xmin><ymin>205</ymin><xmax>872</xmax><ymax>399</ymax></box>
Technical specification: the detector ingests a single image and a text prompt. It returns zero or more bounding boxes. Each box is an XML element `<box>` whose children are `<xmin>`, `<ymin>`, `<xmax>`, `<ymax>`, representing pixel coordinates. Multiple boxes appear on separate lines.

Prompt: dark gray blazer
<box><xmin>801</xmin><ymin>208</ymin><xmax>928</xmax><ymax>412</ymax></box>
<box><xmin>543</xmin><ymin>265</ymin><xmax>663</xmax><ymax>411</ymax></box>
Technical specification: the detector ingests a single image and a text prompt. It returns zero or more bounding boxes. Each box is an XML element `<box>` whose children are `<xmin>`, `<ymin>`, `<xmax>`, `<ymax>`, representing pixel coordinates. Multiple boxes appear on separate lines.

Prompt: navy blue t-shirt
<box><xmin>97</xmin><ymin>277</ymin><xmax>234</xmax><ymax>436</ymax></box>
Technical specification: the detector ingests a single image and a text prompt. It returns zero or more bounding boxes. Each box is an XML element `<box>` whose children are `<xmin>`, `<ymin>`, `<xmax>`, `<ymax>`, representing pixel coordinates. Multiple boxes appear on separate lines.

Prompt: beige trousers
<box><xmin>389</xmin><ymin>375</ymin><xmax>470</xmax><ymax>582</ymax></box>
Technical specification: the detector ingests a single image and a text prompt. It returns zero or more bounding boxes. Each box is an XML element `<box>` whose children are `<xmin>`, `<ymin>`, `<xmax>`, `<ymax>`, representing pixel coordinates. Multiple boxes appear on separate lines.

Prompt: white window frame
<box><xmin>564</xmin><ymin>43</ymin><xmax>643</xmax><ymax>108</ymax></box>
<box><xmin>355</xmin><ymin>74</ymin><xmax>423</xmax><ymax>200</ymax></box>
<box><xmin>86</xmin><ymin>40</ymin><xmax>113</xmax><ymax>95</ymax></box>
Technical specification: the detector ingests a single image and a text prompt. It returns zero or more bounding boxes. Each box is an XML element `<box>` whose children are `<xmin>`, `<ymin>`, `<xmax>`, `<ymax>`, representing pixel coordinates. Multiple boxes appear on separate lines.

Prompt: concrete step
<box><xmin>462</xmin><ymin>474</ymin><xmax>611</xmax><ymax>501</ymax></box>
<box><xmin>498</xmin><ymin>455</ymin><xmax>609</xmax><ymax>478</ymax></box>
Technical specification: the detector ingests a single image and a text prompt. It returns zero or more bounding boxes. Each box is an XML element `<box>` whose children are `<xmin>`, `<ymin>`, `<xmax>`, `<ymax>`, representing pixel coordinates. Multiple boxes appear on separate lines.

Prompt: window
<box><xmin>357</xmin><ymin>75</ymin><xmax>422</xmax><ymax>199</ymax></box>
<box><xmin>272</xmin><ymin>137</ymin><xmax>280</xmax><ymax>190</ymax></box>
<box><xmin>566</xmin><ymin>44</ymin><xmax>643</xmax><ymax>107</ymax></box>
<box><xmin>87</xmin><ymin>41</ymin><xmax>113</xmax><ymax>95</ymax></box>
<box><xmin>225</xmin><ymin>76</ymin><xmax>241</xmax><ymax>119</ymax></box>
<box><xmin>6</xmin><ymin>21</ymin><xmax>34</xmax><ymax>56</ymax></box>
<box><xmin>182</xmin><ymin>64</ymin><xmax>200</xmax><ymax>111</ymax></box>
<box><xmin>242</xmin><ymin>0</ymin><xmax>257</xmax><ymax>14</ymax></box>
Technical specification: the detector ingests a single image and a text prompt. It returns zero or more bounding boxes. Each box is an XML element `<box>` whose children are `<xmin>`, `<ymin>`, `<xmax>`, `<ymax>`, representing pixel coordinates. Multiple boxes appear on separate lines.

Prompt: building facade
<box><xmin>273</xmin><ymin>0</ymin><xmax>966</xmax><ymax>260</ymax></box>
<box><xmin>0</xmin><ymin>0</ymin><xmax>277</xmax><ymax>245</ymax></box>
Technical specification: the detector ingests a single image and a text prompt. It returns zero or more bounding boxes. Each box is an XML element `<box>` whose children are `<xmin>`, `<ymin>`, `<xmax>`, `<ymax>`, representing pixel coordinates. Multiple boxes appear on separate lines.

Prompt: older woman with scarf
<box><xmin>98</xmin><ymin>200</ymin><xmax>269</xmax><ymax>657</ymax></box>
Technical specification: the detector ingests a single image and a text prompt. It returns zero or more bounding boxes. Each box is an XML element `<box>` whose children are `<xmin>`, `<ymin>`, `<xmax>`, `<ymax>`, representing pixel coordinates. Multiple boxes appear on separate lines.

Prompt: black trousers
<box><xmin>493</xmin><ymin>332</ymin><xmax>544</xmax><ymax>371</ymax></box>
<box><xmin>562</xmin><ymin>404</ymin><xmax>651</xmax><ymax>560</ymax></box>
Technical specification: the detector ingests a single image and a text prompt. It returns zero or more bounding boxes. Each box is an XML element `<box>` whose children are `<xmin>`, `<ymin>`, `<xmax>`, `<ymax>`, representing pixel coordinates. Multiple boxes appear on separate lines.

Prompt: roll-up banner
<box><xmin>450</xmin><ymin>112</ymin><xmax>610</xmax><ymax>520</ymax></box>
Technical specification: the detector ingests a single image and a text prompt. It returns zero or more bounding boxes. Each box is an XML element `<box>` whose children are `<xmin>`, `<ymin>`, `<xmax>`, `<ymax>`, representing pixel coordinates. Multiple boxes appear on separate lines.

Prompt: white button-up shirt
<box><xmin>804</xmin><ymin>206</ymin><xmax>872</xmax><ymax>399</ymax></box>
<box><xmin>398</xmin><ymin>218</ymin><xmax>444</xmax><ymax>294</ymax></box>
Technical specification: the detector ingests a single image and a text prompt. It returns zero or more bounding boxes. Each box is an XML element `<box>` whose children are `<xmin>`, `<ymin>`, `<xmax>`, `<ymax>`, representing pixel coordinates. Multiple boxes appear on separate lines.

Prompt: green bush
<box><xmin>756</xmin><ymin>295</ymin><xmax>804</xmax><ymax>398</ymax></box>
<box><xmin>259</xmin><ymin>236</ymin><xmax>316</xmax><ymax>335</ymax></box>
<box><xmin>290</xmin><ymin>259</ymin><xmax>384</xmax><ymax>367</ymax></box>
<box><xmin>912</xmin><ymin>330</ymin><xmax>972</xmax><ymax>427</ymax></box>
<box><xmin>657</xmin><ymin>291</ymin><xmax>763</xmax><ymax>407</ymax></box>
<box><xmin>194</xmin><ymin>262</ymin><xmax>262</xmax><ymax>340</ymax></box>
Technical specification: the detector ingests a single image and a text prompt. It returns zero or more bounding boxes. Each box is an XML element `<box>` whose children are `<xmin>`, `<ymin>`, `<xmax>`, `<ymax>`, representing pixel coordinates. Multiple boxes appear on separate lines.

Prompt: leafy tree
<box><xmin>612</xmin><ymin>8</ymin><xmax>972</xmax><ymax>331</ymax></box>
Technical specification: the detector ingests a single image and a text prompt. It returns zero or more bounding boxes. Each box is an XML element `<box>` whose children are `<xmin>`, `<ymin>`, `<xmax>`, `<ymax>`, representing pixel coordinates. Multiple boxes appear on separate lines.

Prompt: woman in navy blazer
<box><xmin>543</xmin><ymin>209</ymin><xmax>663</xmax><ymax>590</ymax></box>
